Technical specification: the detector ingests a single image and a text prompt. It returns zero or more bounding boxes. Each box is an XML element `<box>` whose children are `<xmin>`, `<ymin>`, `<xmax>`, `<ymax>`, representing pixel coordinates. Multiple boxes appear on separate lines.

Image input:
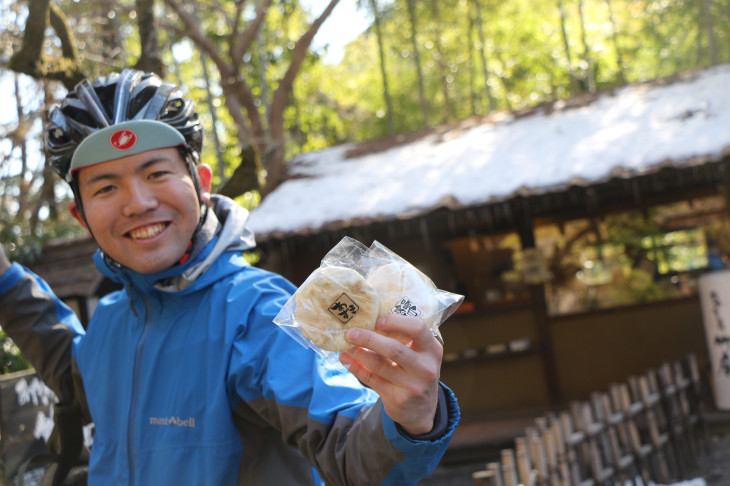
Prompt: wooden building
<box><xmin>247</xmin><ymin>64</ymin><xmax>730</xmax><ymax>426</ymax></box>
<box><xmin>28</xmin><ymin>237</ymin><xmax>117</xmax><ymax>327</ymax></box>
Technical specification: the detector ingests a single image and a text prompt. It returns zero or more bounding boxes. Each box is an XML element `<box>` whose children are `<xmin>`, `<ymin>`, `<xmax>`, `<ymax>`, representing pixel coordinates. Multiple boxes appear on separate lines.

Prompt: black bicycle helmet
<box><xmin>46</xmin><ymin>69</ymin><xmax>203</xmax><ymax>184</ymax></box>
<box><xmin>46</xmin><ymin>70</ymin><xmax>209</xmax><ymax>267</ymax></box>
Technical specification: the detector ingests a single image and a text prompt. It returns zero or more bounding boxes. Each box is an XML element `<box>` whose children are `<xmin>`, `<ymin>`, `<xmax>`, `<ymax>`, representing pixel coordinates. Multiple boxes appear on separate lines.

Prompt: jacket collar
<box><xmin>94</xmin><ymin>195</ymin><xmax>256</xmax><ymax>294</ymax></box>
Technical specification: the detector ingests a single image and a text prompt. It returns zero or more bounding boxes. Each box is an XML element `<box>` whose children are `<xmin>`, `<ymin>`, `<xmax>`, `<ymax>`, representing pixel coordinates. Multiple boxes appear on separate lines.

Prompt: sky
<box><xmin>0</xmin><ymin>73</ymin><xmax>46</xmax><ymax>179</ymax></box>
<box><xmin>0</xmin><ymin>1</ymin><xmax>371</xmax><ymax>178</ymax></box>
<box><xmin>247</xmin><ymin>63</ymin><xmax>730</xmax><ymax>239</ymax></box>
<box><xmin>303</xmin><ymin>1</ymin><xmax>372</xmax><ymax>63</ymax></box>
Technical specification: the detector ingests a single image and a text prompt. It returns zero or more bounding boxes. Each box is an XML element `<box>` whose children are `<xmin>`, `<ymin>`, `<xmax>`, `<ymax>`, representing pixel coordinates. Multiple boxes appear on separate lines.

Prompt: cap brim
<box><xmin>69</xmin><ymin>120</ymin><xmax>186</xmax><ymax>180</ymax></box>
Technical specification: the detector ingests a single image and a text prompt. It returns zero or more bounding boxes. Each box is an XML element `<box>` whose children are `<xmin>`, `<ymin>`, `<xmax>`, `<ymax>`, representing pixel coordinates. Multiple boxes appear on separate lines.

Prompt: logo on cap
<box><xmin>110</xmin><ymin>129</ymin><xmax>137</xmax><ymax>151</ymax></box>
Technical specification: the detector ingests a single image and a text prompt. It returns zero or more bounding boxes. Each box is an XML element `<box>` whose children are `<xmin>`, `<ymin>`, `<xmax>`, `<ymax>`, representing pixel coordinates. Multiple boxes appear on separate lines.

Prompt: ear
<box><xmin>68</xmin><ymin>201</ymin><xmax>92</xmax><ymax>236</ymax></box>
<box><xmin>196</xmin><ymin>164</ymin><xmax>213</xmax><ymax>203</ymax></box>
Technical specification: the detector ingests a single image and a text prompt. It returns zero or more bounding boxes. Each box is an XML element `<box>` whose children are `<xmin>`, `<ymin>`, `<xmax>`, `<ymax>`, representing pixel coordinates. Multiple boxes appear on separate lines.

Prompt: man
<box><xmin>0</xmin><ymin>70</ymin><xmax>459</xmax><ymax>485</ymax></box>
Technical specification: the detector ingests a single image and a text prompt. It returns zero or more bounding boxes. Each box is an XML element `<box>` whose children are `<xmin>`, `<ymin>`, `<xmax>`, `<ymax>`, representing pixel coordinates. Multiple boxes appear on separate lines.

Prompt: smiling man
<box><xmin>0</xmin><ymin>70</ymin><xmax>459</xmax><ymax>485</ymax></box>
<box><xmin>68</xmin><ymin>123</ymin><xmax>210</xmax><ymax>273</ymax></box>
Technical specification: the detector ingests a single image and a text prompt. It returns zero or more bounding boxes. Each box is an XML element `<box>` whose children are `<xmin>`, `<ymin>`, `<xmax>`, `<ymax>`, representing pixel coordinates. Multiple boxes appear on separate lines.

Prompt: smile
<box><xmin>128</xmin><ymin>223</ymin><xmax>168</xmax><ymax>240</ymax></box>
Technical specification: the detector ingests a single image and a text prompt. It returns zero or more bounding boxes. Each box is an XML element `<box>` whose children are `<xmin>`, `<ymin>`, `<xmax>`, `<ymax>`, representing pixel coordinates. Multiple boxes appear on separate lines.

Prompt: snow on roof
<box><xmin>248</xmin><ymin>64</ymin><xmax>730</xmax><ymax>240</ymax></box>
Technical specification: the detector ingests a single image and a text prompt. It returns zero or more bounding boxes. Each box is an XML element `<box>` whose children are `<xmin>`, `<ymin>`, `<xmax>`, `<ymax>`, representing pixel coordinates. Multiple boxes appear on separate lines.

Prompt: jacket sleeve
<box><xmin>0</xmin><ymin>262</ymin><xmax>86</xmax><ymax>405</ymax></box>
<box><xmin>226</xmin><ymin>272</ymin><xmax>459</xmax><ymax>486</ymax></box>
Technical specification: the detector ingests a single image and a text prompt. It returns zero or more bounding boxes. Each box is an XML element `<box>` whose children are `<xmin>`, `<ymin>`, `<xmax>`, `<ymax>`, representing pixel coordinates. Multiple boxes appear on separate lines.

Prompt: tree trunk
<box><xmin>405</xmin><ymin>0</ymin><xmax>430</xmax><ymax>127</ymax></box>
<box><xmin>605</xmin><ymin>0</ymin><xmax>626</xmax><ymax>84</ymax></box>
<box><xmin>556</xmin><ymin>0</ymin><xmax>580</xmax><ymax>95</ymax></box>
<box><xmin>577</xmin><ymin>0</ymin><xmax>596</xmax><ymax>93</ymax></box>
<box><xmin>9</xmin><ymin>0</ymin><xmax>84</xmax><ymax>89</ymax></box>
<box><xmin>491</xmin><ymin>49</ymin><xmax>513</xmax><ymax>111</ymax></box>
<box><xmin>169</xmin><ymin>0</ymin><xmax>342</xmax><ymax>197</ymax></box>
<box><xmin>701</xmin><ymin>0</ymin><xmax>717</xmax><ymax>65</ymax></box>
<box><xmin>264</xmin><ymin>0</ymin><xmax>341</xmax><ymax>196</ymax></box>
<box><xmin>472</xmin><ymin>0</ymin><xmax>496</xmax><ymax>112</ymax></box>
<box><xmin>430</xmin><ymin>0</ymin><xmax>452</xmax><ymax>123</ymax></box>
<box><xmin>200</xmin><ymin>51</ymin><xmax>226</xmax><ymax>182</ymax></box>
<box><xmin>217</xmin><ymin>144</ymin><xmax>262</xmax><ymax>199</ymax></box>
<box><xmin>369</xmin><ymin>0</ymin><xmax>395</xmax><ymax>135</ymax></box>
<box><xmin>466</xmin><ymin>4</ymin><xmax>478</xmax><ymax>114</ymax></box>
<box><xmin>42</xmin><ymin>81</ymin><xmax>58</xmax><ymax>221</ymax></box>
<box><xmin>257</xmin><ymin>26</ymin><xmax>272</xmax><ymax>141</ymax></box>
<box><xmin>135</xmin><ymin>0</ymin><xmax>165</xmax><ymax>75</ymax></box>
<box><xmin>726</xmin><ymin>0</ymin><xmax>730</xmax><ymax>61</ymax></box>
<box><xmin>30</xmin><ymin>81</ymin><xmax>58</xmax><ymax>232</ymax></box>
<box><xmin>13</xmin><ymin>75</ymin><xmax>29</xmax><ymax>222</ymax></box>
<box><xmin>99</xmin><ymin>1</ymin><xmax>123</xmax><ymax>66</ymax></box>
<box><xmin>164</xmin><ymin>0</ymin><xmax>266</xmax><ymax>195</ymax></box>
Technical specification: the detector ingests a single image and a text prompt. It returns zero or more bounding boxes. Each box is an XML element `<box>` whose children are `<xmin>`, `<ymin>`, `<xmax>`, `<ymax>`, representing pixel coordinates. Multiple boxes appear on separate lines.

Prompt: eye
<box><xmin>149</xmin><ymin>170</ymin><xmax>171</xmax><ymax>179</ymax></box>
<box><xmin>93</xmin><ymin>185</ymin><xmax>115</xmax><ymax>196</ymax></box>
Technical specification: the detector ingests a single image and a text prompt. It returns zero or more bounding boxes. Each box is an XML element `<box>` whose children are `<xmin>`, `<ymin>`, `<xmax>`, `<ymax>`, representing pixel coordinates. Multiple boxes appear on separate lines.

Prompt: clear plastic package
<box><xmin>274</xmin><ymin>237</ymin><xmax>464</xmax><ymax>360</ymax></box>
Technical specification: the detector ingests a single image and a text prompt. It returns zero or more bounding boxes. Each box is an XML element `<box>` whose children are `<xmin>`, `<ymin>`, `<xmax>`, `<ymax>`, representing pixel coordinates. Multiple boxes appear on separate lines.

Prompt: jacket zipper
<box><xmin>128</xmin><ymin>293</ymin><xmax>154</xmax><ymax>486</ymax></box>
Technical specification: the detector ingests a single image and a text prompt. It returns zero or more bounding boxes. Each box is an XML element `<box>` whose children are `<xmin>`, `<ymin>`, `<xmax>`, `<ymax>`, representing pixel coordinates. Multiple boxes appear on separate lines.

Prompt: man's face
<box><xmin>69</xmin><ymin>147</ymin><xmax>212</xmax><ymax>274</ymax></box>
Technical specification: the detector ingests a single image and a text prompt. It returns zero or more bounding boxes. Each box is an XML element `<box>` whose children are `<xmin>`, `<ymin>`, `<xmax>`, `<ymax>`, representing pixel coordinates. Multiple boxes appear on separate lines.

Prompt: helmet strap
<box><xmin>177</xmin><ymin>146</ymin><xmax>203</xmax><ymax>204</ymax></box>
<box><xmin>71</xmin><ymin>175</ymin><xmax>95</xmax><ymax>241</ymax></box>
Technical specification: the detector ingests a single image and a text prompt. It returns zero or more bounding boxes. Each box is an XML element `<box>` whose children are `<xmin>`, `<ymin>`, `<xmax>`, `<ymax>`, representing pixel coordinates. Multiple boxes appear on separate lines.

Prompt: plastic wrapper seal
<box><xmin>274</xmin><ymin>237</ymin><xmax>464</xmax><ymax>360</ymax></box>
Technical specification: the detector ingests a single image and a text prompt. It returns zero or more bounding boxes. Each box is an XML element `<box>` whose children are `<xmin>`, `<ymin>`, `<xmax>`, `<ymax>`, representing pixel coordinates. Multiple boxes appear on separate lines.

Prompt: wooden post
<box><xmin>516</xmin><ymin>199</ymin><xmax>561</xmax><ymax>404</ymax></box>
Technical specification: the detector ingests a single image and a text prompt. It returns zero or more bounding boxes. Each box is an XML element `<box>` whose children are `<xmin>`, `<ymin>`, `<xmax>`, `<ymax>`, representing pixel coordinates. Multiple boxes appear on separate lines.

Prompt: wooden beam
<box><xmin>516</xmin><ymin>201</ymin><xmax>562</xmax><ymax>405</ymax></box>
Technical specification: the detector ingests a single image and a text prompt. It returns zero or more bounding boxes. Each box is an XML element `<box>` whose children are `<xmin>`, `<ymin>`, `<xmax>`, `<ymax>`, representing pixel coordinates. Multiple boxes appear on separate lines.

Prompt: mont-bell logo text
<box><xmin>110</xmin><ymin>129</ymin><xmax>138</xmax><ymax>151</ymax></box>
<box><xmin>149</xmin><ymin>416</ymin><xmax>196</xmax><ymax>428</ymax></box>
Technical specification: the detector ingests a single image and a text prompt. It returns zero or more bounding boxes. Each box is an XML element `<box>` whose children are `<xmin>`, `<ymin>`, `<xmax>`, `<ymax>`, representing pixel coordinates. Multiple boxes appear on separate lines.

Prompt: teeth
<box><xmin>129</xmin><ymin>223</ymin><xmax>166</xmax><ymax>240</ymax></box>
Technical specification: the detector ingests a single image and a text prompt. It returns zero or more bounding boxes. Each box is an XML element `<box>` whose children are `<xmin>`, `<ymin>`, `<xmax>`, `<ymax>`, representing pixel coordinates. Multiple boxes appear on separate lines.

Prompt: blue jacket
<box><xmin>0</xmin><ymin>196</ymin><xmax>459</xmax><ymax>485</ymax></box>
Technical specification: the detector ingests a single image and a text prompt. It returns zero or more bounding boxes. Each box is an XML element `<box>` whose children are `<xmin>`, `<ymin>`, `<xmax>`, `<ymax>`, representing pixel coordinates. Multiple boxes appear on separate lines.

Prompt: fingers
<box><xmin>339</xmin><ymin>348</ymin><xmax>391</xmax><ymax>391</ymax></box>
<box><xmin>339</xmin><ymin>314</ymin><xmax>443</xmax><ymax>435</ymax></box>
<box><xmin>374</xmin><ymin>315</ymin><xmax>441</xmax><ymax>351</ymax></box>
<box><xmin>341</xmin><ymin>343</ymin><xmax>404</xmax><ymax>386</ymax></box>
<box><xmin>341</xmin><ymin>315</ymin><xmax>442</xmax><ymax>383</ymax></box>
<box><xmin>346</xmin><ymin>317</ymin><xmax>438</xmax><ymax>365</ymax></box>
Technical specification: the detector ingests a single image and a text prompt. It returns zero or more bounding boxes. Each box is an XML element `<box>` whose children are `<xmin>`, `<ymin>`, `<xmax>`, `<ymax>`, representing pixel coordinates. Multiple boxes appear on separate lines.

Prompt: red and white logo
<box><xmin>109</xmin><ymin>129</ymin><xmax>138</xmax><ymax>151</ymax></box>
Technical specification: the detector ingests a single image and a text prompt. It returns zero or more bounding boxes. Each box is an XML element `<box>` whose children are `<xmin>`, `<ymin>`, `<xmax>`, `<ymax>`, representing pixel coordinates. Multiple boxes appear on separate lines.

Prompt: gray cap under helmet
<box><xmin>68</xmin><ymin>120</ymin><xmax>187</xmax><ymax>181</ymax></box>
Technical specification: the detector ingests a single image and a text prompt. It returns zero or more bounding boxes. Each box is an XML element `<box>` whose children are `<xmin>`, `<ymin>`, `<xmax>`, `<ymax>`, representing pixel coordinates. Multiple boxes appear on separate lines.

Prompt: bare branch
<box><xmin>163</xmin><ymin>0</ymin><xmax>231</xmax><ymax>70</ymax></box>
<box><xmin>162</xmin><ymin>0</ymin><xmax>263</xmax><ymax>145</ymax></box>
<box><xmin>228</xmin><ymin>0</ymin><xmax>248</xmax><ymax>55</ymax></box>
<box><xmin>230</xmin><ymin>0</ymin><xmax>274</xmax><ymax>65</ymax></box>
<box><xmin>264</xmin><ymin>0</ymin><xmax>341</xmax><ymax>194</ymax></box>
<box><xmin>49</xmin><ymin>1</ymin><xmax>78</xmax><ymax>60</ymax></box>
<box><xmin>269</xmin><ymin>0</ymin><xmax>340</xmax><ymax>126</ymax></box>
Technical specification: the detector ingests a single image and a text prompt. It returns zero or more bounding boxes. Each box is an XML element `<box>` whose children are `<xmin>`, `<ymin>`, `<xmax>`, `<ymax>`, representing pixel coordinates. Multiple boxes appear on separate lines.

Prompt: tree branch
<box><xmin>269</xmin><ymin>0</ymin><xmax>340</xmax><ymax>130</ymax></box>
<box><xmin>9</xmin><ymin>0</ymin><xmax>84</xmax><ymax>89</ymax></box>
<box><xmin>163</xmin><ymin>0</ymin><xmax>231</xmax><ymax>70</ymax></box>
<box><xmin>264</xmin><ymin>0</ymin><xmax>341</xmax><ymax>194</ymax></box>
<box><xmin>134</xmin><ymin>0</ymin><xmax>165</xmax><ymax>75</ymax></box>
<box><xmin>49</xmin><ymin>1</ymin><xmax>78</xmax><ymax>60</ymax></box>
<box><xmin>162</xmin><ymin>0</ymin><xmax>262</xmax><ymax>145</ymax></box>
<box><xmin>230</xmin><ymin>0</ymin><xmax>274</xmax><ymax>65</ymax></box>
<box><xmin>228</xmin><ymin>0</ymin><xmax>248</xmax><ymax>57</ymax></box>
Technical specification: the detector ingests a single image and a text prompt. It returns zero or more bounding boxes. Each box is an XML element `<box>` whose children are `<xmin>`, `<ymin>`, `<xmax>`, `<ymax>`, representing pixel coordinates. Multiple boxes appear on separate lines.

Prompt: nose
<box><xmin>121</xmin><ymin>180</ymin><xmax>158</xmax><ymax>217</ymax></box>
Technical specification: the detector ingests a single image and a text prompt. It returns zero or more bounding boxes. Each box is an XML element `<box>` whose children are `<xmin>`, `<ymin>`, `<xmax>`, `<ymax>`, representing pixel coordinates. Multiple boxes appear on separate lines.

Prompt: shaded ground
<box><xmin>693</xmin><ymin>432</ymin><xmax>730</xmax><ymax>485</ymax></box>
<box><xmin>419</xmin><ymin>431</ymin><xmax>730</xmax><ymax>486</ymax></box>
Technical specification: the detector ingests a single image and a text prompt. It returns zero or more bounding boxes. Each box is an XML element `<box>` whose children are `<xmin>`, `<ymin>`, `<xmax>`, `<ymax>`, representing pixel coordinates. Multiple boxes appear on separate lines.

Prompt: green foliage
<box><xmin>604</xmin><ymin>210</ymin><xmax>664</xmax><ymax>247</ymax></box>
<box><xmin>322</xmin><ymin>0</ymin><xmax>730</xmax><ymax>143</ymax></box>
<box><xmin>0</xmin><ymin>329</ymin><xmax>31</xmax><ymax>375</ymax></box>
<box><xmin>2</xmin><ymin>0</ymin><xmax>729</xmax><ymax>252</ymax></box>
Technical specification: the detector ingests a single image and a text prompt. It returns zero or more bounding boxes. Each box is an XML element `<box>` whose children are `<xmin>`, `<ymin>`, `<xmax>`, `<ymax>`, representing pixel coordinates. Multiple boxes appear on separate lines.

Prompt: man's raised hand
<box><xmin>339</xmin><ymin>314</ymin><xmax>443</xmax><ymax>436</ymax></box>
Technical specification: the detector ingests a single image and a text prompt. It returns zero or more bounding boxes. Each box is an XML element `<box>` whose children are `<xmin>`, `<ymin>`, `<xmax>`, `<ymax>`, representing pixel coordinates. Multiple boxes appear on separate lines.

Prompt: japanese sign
<box><xmin>699</xmin><ymin>271</ymin><xmax>730</xmax><ymax>410</ymax></box>
<box><xmin>0</xmin><ymin>369</ymin><xmax>56</xmax><ymax>486</ymax></box>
